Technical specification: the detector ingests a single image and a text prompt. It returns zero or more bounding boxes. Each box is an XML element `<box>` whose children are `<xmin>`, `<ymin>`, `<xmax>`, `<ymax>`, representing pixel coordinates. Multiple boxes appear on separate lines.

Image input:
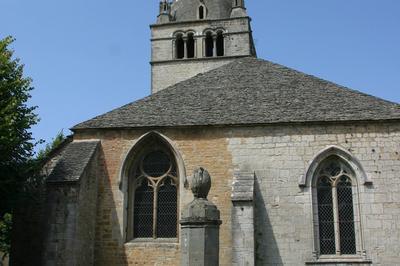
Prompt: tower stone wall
<box><xmin>170</xmin><ymin>0</ymin><xmax>233</xmax><ymax>22</ymax></box>
<box><xmin>151</xmin><ymin>0</ymin><xmax>255</xmax><ymax>93</ymax></box>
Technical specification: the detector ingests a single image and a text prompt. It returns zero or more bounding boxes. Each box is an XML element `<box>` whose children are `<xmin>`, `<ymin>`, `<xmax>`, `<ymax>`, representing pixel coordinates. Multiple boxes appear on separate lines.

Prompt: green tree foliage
<box><xmin>0</xmin><ymin>213</ymin><xmax>12</xmax><ymax>259</ymax></box>
<box><xmin>0</xmin><ymin>36</ymin><xmax>39</xmax><ymax>216</ymax></box>
<box><xmin>21</xmin><ymin>131</ymin><xmax>66</xmax><ymax>202</ymax></box>
<box><xmin>36</xmin><ymin>130</ymin><xmax>65</xmax><ymax>161</ymax></box>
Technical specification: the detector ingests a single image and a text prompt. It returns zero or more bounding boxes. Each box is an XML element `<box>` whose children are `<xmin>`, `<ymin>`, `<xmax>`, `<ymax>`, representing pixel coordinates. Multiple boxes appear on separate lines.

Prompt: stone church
<box><xmin>11</xmin><ymin>0</ymin><xmax>400</xmax><ymax>265</ymax></box>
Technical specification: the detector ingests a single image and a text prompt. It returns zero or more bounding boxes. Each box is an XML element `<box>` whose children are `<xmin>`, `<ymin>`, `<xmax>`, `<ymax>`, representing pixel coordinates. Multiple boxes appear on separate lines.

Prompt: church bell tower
<box><xmin>150</xmin><ymin>0</ymin><xmax>256</xmax><ymax>93</ymax></box>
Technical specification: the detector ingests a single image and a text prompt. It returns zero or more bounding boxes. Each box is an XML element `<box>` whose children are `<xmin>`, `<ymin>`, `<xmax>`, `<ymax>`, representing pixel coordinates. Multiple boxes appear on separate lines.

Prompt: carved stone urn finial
<box><xmin>181</xmin><ymin>167</ymin><xmax>221</xmax><ymax>266</ymax></box>
<box><xmin>191</xmin><ymin>167</ymin><xmax>211</xmax><ymax>199</ymax></box>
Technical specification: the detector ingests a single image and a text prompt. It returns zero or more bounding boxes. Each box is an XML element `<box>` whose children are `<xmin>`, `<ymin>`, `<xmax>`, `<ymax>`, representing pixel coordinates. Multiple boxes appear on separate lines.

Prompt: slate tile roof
<box><xmin>47</xmin><ymin>141</ymin><xmax>100</xmax><ymax>182</ymax></box>
<box><xmin>73</xmin><ymin>57</ymin><xmax>400</xmax><ymax>130</ymax></box>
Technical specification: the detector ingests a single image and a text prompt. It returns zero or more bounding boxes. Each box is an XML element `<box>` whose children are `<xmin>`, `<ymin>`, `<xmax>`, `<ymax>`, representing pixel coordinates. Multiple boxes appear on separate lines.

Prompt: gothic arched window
<box><xmin>128</xmin><ymin>145</ymin><xmax>178</xmax><ymax>240</ymax></box>
<box><xmin>315</xmin><ymin>158</ymin><xmax>357</xmax><ymax>255</ymax></box>
<box><xmin>216</xmin><ymin>31</ymin><xmax>224</xmax><ymax>56</ymax></box>
<box><xmin>175</xmin><ymin>34</ymin><xmax>184</xmax><ymax>59</ymax></box>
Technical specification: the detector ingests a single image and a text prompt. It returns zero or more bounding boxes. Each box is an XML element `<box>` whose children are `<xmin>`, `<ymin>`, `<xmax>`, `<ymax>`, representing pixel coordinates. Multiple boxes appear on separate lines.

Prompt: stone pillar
<box><xmin>212</xmin><ymin>36</ymin><xmax>217</xmax><ymax>57</ymax></box>
<box><xmin>180</xmin><ymin>168</ymin><xmax>222</xmax><ymax>266</ymax></box>
<box><xmin>231</xmin><ymin>172</ymin><xmax>255</xmax><ymax>266</ymax></box>
<box><xmin>184</xmin><ymin>38</ymin><xmax>188</xmax><ymax>59</ymax></box>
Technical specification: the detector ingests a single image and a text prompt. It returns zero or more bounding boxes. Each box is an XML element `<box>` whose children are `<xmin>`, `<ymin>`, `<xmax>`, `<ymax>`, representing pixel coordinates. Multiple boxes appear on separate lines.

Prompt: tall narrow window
<box><xmin>205</xmin><ymin>32</ymin><xmax>213</xmax><ymax>57</ymax></box>
<box><xmin>133</xmin><ymin>179</ymin><xmax>154</xmax><ymax>238</ymax></box>
<box><xmin>216</xmin><ymin>31</ymin><xmax>224</xmax><ymax>56</ymax></box>
<box><xmin>187</xmin><ymin>33</ymin><xmax>195</xmax><ymax>58</ymax></box>
<box><xmin>315</xmin><ymin>159</ymin><xmax>356</xmax><ymax>255</ymax></box>
<box><xmin>317</xmin><ymin>176</ymin><xmax>335</xmax><ymax>255</ymax></box>
<box><xmin>131</xmin><ymin>149</ymin><xmax>178</xmax><ymax>239</ymax></box>
<box><xmin>175</xmin><ymin>34</ymin><xmax>184</xmax><ymax>59</ymax></box>
<box><xmin>157</xmin><ymin>177</ymin><xmax>178</xmax><ymax>237</ymax></box>
<box><xmin>199</xmin><ymin>6</ymin><xmax>205</xmax><ymax>19</ymax></box>
<box><xmin>337</xmin><ymin>176</ymin><xmax>356</xmax><ymax>254</ymax></box>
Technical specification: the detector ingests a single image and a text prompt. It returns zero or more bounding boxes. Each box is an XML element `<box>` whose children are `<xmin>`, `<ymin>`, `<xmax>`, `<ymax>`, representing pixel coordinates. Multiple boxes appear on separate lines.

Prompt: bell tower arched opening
<box><xmin>205</xmin><ymin>32</ymin><xmax>214</xmax><ymax>57</ymax></box>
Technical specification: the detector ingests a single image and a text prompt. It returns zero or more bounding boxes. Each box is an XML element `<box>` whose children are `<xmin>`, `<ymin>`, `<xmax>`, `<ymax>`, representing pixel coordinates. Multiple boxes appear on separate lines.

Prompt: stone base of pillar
<box><xmin>180</xmin><ymin>168</ymin><xmax>222</xmax><ymax>266</ymax></box>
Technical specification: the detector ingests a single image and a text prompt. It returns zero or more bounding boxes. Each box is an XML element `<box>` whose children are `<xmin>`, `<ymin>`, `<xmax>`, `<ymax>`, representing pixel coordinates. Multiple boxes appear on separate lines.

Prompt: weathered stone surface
<box><xmin>42</xmin><ymin>141</ymin><xmax>101</xmax><ymax>266</ymax></box>
<box><xmin>232</xmin><ymin>172</ymin><xmax>255</xmax><ymax>266</ymax></box>
<box><xmin>191</xmin><ymin>167</ymin><xmax>212</xmax><ymax>199</ymax></box>
<box><xmin>170</xmin><ymin>0</ymin><xmax>233</xmax><ymax>22</ymax></box>
<box><xmin>150</xmin><ymin>15</ymin><xmax>255</xmax><ymax>92</ymax></box>
<box><xmin>14</xmin><ymin>0</ymin><xmax>400</xmax><ymax>265</ymax></box>
<box><xmin>66</xmin><ymin>121</ymin><xmax>400</xmax><ymax>265</ymax></box>
<box><xmin>181</xmin><ymin>168</ymin><xmax>222</xmax><ymax>266</ymax></box>
<box><xmin>232</xmin><ymin>171</ymin><xmax>254</xmax><ymax>202</ymax></box>
<box><xmin>181</xmin><ymin>198</ymin><xmax>221</xmax><ymax>224</ymax></box>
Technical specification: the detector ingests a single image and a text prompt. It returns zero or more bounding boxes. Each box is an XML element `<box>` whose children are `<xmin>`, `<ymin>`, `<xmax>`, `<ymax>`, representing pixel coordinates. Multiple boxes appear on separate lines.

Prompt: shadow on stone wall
<box><xmin>10</xmin><ymin>180</ymin><xmax>46</xmax><ymax>265</ymax></box>
<box><xmin>94</xmin><ymin>148</ymin><xmax>129</xmax><ymax>265</ymax></box>
<box><xmin>254</xmin><ymin>176</ymin><xmax>283</xmax><ymax>266</ymax></box>
<box><xmin>10</xmin><ymin>145</ymin><xmax>130</xmax><ymax>266</ymax></box>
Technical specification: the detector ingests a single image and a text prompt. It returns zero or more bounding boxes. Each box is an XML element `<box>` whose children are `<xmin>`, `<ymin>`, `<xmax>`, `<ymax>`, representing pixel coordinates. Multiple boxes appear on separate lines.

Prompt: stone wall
<box><xmin>170</xmin><ymin>0</ymin><xmax>232</xmax><ymax>22</ymax></box>
<box><xmin>41</xmin><ymin>146</ymin><xmax>100</xmax><ymax>266</ymax></box>
<box><xmin>151</xmin><ymin>17</ymin><xmax>254</xmax><ymax>92</ymax></box>
<box><xmin>73</xmin><ymin>149</ymin><xmax>101</xmax><ymax>265</ymax></box>
<box><xmin>74</xmin><ymin>121</ymin><xmax>400</xmax><ymax>265</ymax></box>
<box><xmin>76</xmin><ymin>128</ymin><xmax>235</xmax><ymax>266</ymax></box>
<box><xmin>231</xmin><ymin>172</ymin><xmax>255</xmax><ymax>266</ymax></box>
<box><xmin>151</xmin><ymin>58</ymin><xmax>235</xmax><ymax>93</ymax></box>
<box><xmin>9</xmin><ymin>141</ymin><xmax>71</xmax><ymax>266</ymax></box>
<box><xmin>9</xmin><ymin>186</ymin><xmax>46</xmax><ymax>266</ymax></box>
<box><xmin>226</xmin><ymin>123</ymin><xmax>400</xmax><ymax>265</ymax></box>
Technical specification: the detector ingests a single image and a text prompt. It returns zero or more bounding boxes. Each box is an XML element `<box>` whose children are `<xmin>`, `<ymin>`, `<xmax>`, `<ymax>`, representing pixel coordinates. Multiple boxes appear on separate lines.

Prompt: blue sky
<box><xmin>1</xmin><ymin>0</ymin><xmax>400</xmax><ymax>152</ymax></box>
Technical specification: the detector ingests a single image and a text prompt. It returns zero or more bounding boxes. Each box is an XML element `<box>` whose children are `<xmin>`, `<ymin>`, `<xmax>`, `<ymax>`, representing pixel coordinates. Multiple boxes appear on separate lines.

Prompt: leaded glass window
<box><xmin>131</xmin><ymin>149</ymin><xmax>178</xmax><ymax>239</ymax></box>
<box><xmin>337</xmin><ymin>176</ymin><xmax>356</xmax><ymax>254</ymax></box>
<box><xmin>316</xmin><ymin>159</ymin><xmax>356</xmax><ymax>255</ymax></box>
<box><xmin>317</xmin><ymin>176</ymin><xmax>335</xmax><ymax>255</ymax></box>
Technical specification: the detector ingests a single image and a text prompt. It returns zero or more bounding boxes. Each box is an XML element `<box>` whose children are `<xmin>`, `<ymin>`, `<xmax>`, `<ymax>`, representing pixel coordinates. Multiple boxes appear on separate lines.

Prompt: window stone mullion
<box><xmin>183</xmin><ymin>38</ymin><xmax>188</xmax><ymax>59</ymax></box>
<box><xmin>212</xmin><ymin>35</ymin><xmax>217</xmax><ymax>57</ymax></box>
<box><xmin>332</xmin><ymin>184</ymin><xmax>341</xmax><ymax>255</ymax></box>
<box><xmin>153</xmin><ymin>185</ymin><xmax>159</xmax><ymax>239</ymax></box>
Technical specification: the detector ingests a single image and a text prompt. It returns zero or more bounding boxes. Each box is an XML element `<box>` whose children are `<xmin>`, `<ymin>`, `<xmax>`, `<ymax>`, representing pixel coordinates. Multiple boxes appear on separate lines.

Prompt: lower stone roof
<box><xmin>73</xmin><ymin>57</ymin><xmax>400</xmax><ymax>130</ymax></box>
<box><xmin>47</xmin><ymin>141</ymin><xmax>100</xmax><ymax>182</ymax></box>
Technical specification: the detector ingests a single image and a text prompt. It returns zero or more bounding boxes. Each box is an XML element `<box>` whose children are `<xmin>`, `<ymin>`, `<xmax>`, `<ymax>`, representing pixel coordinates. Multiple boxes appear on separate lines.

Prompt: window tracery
<box><xmin>129</xmin><ymin>149</ymin><xmax>178</xmax><ymax>239</ymax></box>
<box><xmin>315</xmin><ymin>159</ymin><xmax>356</xmax><ymax>255</ymax></box>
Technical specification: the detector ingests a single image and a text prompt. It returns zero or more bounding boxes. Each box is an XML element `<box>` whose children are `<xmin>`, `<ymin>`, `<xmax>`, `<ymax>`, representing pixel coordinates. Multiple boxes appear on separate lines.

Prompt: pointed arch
<box><xmin>119</xmin><ymin>131</ymin><xmax>187</xmax><ymax>241</ymax></box>
<box><xmin>299</xmin><ymin>145</ymin><xmax>371</xmax><ymax>188</ymax></box>
<box><xmin>305</xmin><ymin>145</ymin><xmax>367</xmax><ymax>258</ymax></box>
